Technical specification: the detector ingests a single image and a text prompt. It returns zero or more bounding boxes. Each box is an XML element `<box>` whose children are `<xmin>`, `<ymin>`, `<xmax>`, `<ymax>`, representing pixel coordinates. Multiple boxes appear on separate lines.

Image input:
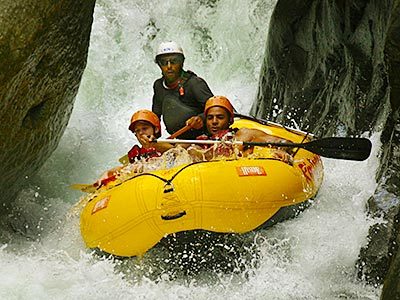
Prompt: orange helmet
<box><xmin>204</xmin><ymin>96</ymin><xmax>234</xmax><ymax>122</ymax></box>
<box><xmin>129</xmin><ymin>110</ymin><xmax>161</xmax><ymax>133</ymax></box>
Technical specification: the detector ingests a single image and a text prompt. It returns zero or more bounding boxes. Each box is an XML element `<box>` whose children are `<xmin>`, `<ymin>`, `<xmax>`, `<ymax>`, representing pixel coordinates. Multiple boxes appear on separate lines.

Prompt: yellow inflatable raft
<box><xmin>80</xmin><ymin>118</ymin><xmax>324</xmax><ymax>257</ymax></box>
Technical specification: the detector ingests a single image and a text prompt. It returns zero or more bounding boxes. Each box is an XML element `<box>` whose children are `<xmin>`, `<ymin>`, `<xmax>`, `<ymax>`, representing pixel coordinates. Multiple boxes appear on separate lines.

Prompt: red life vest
<box><xmin>196</xmin><ymin>129</ymin><xmax>236</xmax><ymax>157</ymax></box>
<box><xmin>127</xmin><ymin>145</ymin><xmax>161</xmax><ymax>163</ymax></box>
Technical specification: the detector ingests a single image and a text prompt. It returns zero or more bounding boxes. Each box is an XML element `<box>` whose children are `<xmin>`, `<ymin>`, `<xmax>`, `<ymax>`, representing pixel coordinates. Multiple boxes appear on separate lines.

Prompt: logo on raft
<box><xmin>91</xmin><ymin>196</ymin><xmax>111</xmax><ymax>214</ymax></box>
<box><xmin>298</xmin><ymin>155</ymin><xmax>321</xmax><ymax>183</ymax></box>
<box><xmin>236</xmin><ymin>166</ymin><xmax>267</xmax><ymax>177</ymax></box>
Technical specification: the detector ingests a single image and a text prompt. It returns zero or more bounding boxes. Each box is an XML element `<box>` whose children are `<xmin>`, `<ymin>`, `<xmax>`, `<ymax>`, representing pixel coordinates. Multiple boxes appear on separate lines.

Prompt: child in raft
<box><xmin>95</xmin><ymin>110</ymin><xmax>191</xmax><ymax>187</ymax></box>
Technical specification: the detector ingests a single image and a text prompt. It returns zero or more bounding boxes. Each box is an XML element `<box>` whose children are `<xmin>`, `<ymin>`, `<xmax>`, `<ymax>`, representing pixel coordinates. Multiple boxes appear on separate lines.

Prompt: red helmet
<box><xmin>204</xmin><ymin>96</ymin><xmax>234</xmax><ymax>122</ymax></box>
<box><xmin>129</xmin><ymin>110</ymin><xmax>161</xmax><ymax>133</ymax></box>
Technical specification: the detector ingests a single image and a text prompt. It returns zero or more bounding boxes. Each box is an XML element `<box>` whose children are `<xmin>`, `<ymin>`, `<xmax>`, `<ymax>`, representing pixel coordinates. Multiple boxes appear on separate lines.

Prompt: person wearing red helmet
<box><xmin>152</xmin><ymin>41</ymin><xmax>214</xmax><ymax>139</ymax></box>
<box><xmin>191</xmin><ymin>96</ymin><xmax>293</xmax><ymax>163</ymax></box>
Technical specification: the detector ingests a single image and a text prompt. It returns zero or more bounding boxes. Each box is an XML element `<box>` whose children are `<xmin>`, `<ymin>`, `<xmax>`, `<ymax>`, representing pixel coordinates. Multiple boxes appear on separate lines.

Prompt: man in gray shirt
<box><xmin>152</xmin><ymin>41</ymin><xmax>214</xmax><ymax>139</ymax></box>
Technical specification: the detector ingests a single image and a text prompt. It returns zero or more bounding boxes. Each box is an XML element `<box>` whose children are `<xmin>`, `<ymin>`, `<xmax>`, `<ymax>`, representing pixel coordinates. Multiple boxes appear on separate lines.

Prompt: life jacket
<box><xmin>128</xmin><ymin>145</ymin><xmax>162</xmax><ymax>164</ymax></box>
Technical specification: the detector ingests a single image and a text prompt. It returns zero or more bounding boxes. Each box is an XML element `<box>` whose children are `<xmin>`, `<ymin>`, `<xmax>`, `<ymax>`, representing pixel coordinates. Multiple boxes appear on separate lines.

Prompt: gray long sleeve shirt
<box><xmin>152</xmin><ymin>71</ymin><xmax>213</xmax><ymax>139</ymax></box>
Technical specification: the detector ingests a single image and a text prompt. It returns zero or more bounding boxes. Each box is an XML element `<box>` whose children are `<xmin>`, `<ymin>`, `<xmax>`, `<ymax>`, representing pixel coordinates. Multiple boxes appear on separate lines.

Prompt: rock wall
<box><xmin>251</xmin><ymin>0</ymin><xmax>400</xmax><ymax>297</ymax></box>
<box><xmin>0</xmin><ymin>0</ymin><xmax>95</xmax><ymax>207</ymax></box>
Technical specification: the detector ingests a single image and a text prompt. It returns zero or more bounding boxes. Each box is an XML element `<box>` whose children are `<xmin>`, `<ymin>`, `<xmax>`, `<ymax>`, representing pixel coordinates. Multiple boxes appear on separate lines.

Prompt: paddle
<box><xmin>70</xmin><ymin>183</ymin><xmax>98</xmax><ymax>193</ymax></box>
<box><xmin>168</xmin><ymin>124</ymin><xmax>193</xmax><ymax>139</ymax></box>
<box><xmin>154</xmin><ymin>137</ymin><xmax>372</xmax><ymax>161</ymax></box>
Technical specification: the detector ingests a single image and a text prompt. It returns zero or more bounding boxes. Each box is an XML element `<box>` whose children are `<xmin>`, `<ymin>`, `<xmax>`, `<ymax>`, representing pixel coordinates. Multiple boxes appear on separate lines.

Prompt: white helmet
<box><xmin>155</xmin><ymin>41</ymin><xmax>184</xmax><ymax>61</ymax></box>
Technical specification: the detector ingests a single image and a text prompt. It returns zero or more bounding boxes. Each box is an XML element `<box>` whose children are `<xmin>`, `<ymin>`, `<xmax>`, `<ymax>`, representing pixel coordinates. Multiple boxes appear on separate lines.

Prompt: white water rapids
<box><xmin>1</xmin><ymin>1</ymin><xmax>383</xmax><ymax>299</ymax></box>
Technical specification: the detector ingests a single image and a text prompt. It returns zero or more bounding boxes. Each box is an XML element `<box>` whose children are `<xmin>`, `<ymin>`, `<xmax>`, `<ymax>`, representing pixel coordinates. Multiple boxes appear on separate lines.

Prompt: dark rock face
<box><xmin>251</xmin><ymin>0</ymin><xmax>400</xmax><ymax>297</ymax></box>
<box><xmin>358</xmin><ymin>113</ymin><xmax>400</xmax><ymax>287</ymax></box>
<box><xmin>381</xmin><ymin>224</ymin><xmax>400</xmax><ymax>300</ymax></box>
<box><xmin>0</xmin><ymin>1</ymin><xmax>95</xmax><ymax>206</ymax></box>
<box><xmin>252</xmin><ymin>0</ymin><xmax>393</xmax><ymax>136</ymax></box>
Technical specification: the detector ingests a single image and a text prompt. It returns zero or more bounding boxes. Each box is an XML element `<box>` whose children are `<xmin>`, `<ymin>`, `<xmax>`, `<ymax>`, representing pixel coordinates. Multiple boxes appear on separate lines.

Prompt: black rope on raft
<box><xmin>104</xmin><ymin>155</ymin><xmax>291</xmax><ymax>197</ymax></box>
<box><xmin>113</xmin><ymin>172</ymin><xmax>169</xmax><ymax>189</ymax></box>
<box><xmin>168</xmin><ymin>161</ymin><xmax>210</xmax><ymax>182</ymax></box>
<box><xmin>113</xmin><ymin>161</ymin><xmax>212</xmax><ymax>189</ymax></box>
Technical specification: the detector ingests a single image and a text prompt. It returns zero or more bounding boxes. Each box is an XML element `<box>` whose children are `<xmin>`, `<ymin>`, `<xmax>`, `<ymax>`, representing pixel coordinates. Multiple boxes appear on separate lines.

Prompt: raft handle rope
<box><xmin>82</xmin><ymin>155</ymin><xmax>288</xmax><ymax>205</ymax></box>
<box><xmin>110</xmin><ymin>161</ymin><xmax>211</xmax><ymax>193</ymax></box>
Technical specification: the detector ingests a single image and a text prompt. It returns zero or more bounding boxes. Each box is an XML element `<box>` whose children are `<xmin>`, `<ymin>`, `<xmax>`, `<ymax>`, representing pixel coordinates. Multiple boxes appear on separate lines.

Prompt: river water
<box><xmin>0</xmin><ymin>1</ymin><xmax>383</xmax><ymax>299</ymax></box>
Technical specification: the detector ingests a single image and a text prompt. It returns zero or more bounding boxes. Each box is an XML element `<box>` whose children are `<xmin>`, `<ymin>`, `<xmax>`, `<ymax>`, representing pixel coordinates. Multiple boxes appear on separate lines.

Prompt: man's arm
<box><xmin>235</xmin><ymin>128</ymin><xmax>293</xmax><ymax>163</ymax></box>
<box><xmin>235</xmin><ymin>128</ymin><xmax>290</xmax><ymax>144</ymax></box>
<box><xmin>151</xmin><ymin>81</ymin><xmax>163</xmax><ymax>118</ymax></box>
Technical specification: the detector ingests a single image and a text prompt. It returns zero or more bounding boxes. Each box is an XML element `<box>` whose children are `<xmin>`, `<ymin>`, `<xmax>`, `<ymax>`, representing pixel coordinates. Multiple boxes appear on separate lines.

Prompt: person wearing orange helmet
<box><xmin>152</xmin><ymin>41</ymin><xmax>214</xmax><ymax>139</ymax></box>
<box><xmin>127</xmin><ymin>109</ymin><xmax>170</xmax><ymax>162</ymax></box>
<box><xmin>202</xmin><ymin>95</ymin><xmax>236</xmax><ymax>138</ymax></box>
<box><xmin>95</xmin><ymin>110</ymin><xmax>173</xmax><ymax>187</ymax></box>
<box><xmin>191</xmin><ymin>96</ymin><xmax>293</xmax><ymax>163</ymax></box>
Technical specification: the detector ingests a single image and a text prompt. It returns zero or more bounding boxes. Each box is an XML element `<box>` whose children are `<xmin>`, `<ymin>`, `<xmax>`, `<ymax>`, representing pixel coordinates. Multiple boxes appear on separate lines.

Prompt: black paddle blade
<box><xmin>244</xmin><ymin>137</ymin><xmax>373</xmax><ymax>161</ymax></box>
<box><xmin>303</xmin><ymin>137</ymin><xmax>372</xmax><ymax>161</ymax></box>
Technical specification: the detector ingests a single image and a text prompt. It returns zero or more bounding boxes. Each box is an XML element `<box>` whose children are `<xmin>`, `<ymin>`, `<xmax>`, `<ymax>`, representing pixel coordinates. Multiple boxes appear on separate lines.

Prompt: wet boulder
<box><xmin>0</xmin><ymin>0</ymin><xmax>95</xmax><ymax>207</ymax></box>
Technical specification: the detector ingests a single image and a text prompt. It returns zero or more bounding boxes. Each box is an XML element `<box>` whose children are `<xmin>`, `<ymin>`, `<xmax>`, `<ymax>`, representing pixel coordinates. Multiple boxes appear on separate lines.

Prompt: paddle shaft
<box><xmin>155</xmin><ymin>137</ymin><xmax>372</xmax><ymax>161</ymax></box>
<box><xmin>167</xmin><ymin>124</ymin><xmax>193</xmax><ymax>139</ymax></box>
